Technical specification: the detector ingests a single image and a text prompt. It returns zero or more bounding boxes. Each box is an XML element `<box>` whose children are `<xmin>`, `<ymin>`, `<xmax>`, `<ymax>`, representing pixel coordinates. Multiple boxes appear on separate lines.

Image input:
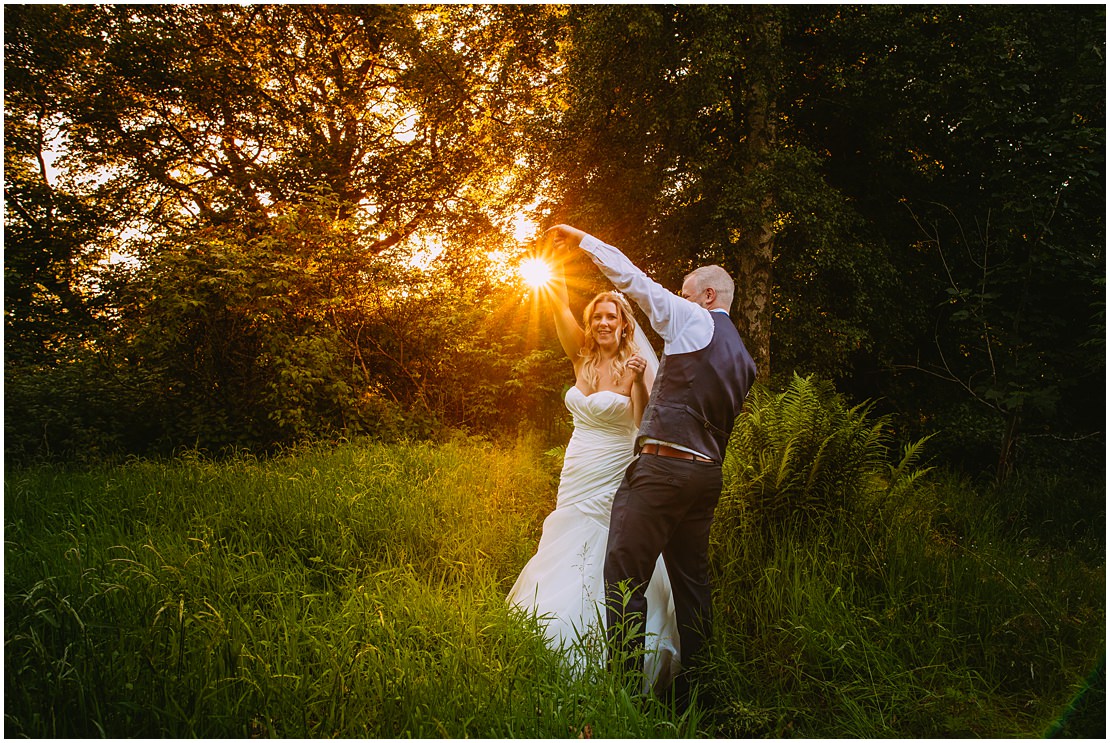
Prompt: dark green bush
<box><xmin>719</xmin><ymin>373</ymin><xmax>929</xmax><ymax>539</ymax></box>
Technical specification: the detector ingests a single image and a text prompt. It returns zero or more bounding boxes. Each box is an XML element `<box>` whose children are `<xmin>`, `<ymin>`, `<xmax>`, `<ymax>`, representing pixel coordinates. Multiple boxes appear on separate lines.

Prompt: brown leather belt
<box><xmin>640</xmin><ymin>443</ymin><xmax>713</xmax><ymax>463</ymax></box>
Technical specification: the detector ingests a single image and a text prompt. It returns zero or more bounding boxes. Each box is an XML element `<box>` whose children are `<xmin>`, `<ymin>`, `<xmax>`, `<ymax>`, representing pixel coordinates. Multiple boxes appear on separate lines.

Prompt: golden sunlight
<box><xmin>519</xmin><ymin>257</ymin><xmax>553</xmax><ymax>289</ymax></box>
<box><xmin>512</xmin><ymin>212</ymin><xmax>539</xmax><ymax>242</ymax></box>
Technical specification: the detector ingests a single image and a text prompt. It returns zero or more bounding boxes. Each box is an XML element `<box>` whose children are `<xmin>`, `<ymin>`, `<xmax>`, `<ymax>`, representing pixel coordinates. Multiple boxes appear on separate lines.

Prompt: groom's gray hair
<box><xmin>685</xmin><ymin>265</ymin><xmax>735</xmax><ymax>311</ymax></box>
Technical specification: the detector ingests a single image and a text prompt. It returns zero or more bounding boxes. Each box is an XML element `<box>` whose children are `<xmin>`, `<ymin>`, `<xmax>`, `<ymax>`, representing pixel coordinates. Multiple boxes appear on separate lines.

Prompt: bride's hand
<box><xmin>627</xmin><ymin>353</ymin><xmax>648</xmax><ymax>381</ymax></box>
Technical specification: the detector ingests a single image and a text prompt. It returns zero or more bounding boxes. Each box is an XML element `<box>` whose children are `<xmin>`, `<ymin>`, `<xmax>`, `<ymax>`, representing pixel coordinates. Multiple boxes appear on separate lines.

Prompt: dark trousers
<box><xmin>603</xmin><ymin>452</ymin><xmax>722</xmax><ymax>697</ymax></box>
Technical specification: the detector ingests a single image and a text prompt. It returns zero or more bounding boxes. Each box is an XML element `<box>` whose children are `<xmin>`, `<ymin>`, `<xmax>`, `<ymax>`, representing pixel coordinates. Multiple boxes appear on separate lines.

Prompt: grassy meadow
<box><xmin>4</xmin><ymin>379</ymin><xmax>1105</xmax><ymax>737</ymax></box>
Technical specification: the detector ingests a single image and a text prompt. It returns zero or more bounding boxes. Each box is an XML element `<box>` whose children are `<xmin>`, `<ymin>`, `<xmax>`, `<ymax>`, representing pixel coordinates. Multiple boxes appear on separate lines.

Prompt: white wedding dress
<box><xmin>508</xmin><ymin>385</ymin><xmax>680</xmax><ymax>691</ymax></box>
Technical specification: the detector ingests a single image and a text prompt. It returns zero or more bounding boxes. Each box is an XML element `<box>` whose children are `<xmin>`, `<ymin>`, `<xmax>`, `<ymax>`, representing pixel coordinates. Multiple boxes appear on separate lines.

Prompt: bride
<box><xmin>508</xmin><ymin>266</ymin><xmax>679</xmax><ymax>692</ymax></box>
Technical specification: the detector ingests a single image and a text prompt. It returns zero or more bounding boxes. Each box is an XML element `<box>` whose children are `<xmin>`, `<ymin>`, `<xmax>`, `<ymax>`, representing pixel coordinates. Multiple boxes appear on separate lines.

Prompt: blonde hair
<box><xmin>578</xmin><ymin>291</ymin><xmax>641</xmax><ymax>391</ymax></box>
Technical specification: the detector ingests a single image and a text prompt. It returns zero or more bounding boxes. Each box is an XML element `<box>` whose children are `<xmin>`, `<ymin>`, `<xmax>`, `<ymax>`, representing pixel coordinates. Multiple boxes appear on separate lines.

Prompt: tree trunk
<box><xmin>734</xmin><ymin>222</ymin><xmax>774</xmax><ymax>382</ymax></box>
<box><xmin>730</xmin><ymin>6</ymin><xmax>780</xmax><ymax>382</ymax></box>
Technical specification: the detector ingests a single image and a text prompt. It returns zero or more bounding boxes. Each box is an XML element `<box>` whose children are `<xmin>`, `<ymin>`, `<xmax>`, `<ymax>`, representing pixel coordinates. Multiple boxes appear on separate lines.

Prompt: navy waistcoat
<box><xmin>638</xmin><ymin>311</ymin><xmax>757</xmax><ymax>462</ymax></box>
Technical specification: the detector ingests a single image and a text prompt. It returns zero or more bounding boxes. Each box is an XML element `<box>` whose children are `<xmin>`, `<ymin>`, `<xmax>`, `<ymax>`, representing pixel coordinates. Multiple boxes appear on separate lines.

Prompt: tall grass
<box><xmin>4</xmin><ymin>387</ymin><xmax>1104</xmax><ymax>737</ymax></box>
<box><xmin>707</xmin><ymin>375</ymin><xmax>1105</xmax><ymax>737</ymax></box>
<box><xmin>4</xmin><ymin>435</ymin><xmax>698</xmax><ymax>737</ymax></box>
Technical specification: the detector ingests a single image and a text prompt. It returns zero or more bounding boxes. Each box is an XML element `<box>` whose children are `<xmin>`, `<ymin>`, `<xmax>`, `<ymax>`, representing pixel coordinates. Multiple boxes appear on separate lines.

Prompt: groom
<box><xmin>547</xmin><ymin>224</ymin><xmax>757</xmax><ymax>702</ymax></box>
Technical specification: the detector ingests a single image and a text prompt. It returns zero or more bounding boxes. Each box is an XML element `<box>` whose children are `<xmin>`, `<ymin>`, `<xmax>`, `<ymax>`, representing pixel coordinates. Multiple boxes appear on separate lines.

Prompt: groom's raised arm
<box><xmin>547</xmin><ymin>225</ymin><xmax>708</xmax><ymax>350</ymax></box>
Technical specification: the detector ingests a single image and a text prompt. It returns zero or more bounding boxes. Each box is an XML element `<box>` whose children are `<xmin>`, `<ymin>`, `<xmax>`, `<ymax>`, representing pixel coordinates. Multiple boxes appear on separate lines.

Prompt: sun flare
<box><xmin>519</xmin><ymin>257</ymin><xmax>553</xmax><ymax>289</ymax></box>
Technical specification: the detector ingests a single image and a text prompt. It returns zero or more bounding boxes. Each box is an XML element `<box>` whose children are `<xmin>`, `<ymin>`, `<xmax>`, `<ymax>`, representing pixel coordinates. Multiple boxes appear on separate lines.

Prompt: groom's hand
<box><xmin>544</xmin><ymin>224</ymin><xmax>586</xmax><ymax>252</ymax></box>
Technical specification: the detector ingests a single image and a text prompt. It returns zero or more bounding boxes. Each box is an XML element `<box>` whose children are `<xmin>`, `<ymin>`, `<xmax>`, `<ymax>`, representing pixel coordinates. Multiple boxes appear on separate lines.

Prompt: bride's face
<box><xmin>589</xmin><ymin>301</ymin><xmax>623</xmax><ymax>350</ymax></box>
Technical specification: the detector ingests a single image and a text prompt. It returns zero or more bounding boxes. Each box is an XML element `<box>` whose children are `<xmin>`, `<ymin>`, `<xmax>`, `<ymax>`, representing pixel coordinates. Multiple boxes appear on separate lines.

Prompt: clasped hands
<box><xmin>543</xmin><ymin>224</ymin><xmax>586</xmax><ymax>253</ymax></box>
<box><xmin>526</xmin><ymin>225</ymin><xmax>585</xmax><ymax>300</ymax></box>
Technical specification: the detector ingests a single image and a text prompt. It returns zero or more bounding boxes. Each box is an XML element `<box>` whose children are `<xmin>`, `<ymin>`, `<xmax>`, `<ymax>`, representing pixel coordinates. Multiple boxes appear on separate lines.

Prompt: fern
<box><xmin>720</xmin><ymin>374</ymin><xmax>930</xmax><ymax>540</ymax></box>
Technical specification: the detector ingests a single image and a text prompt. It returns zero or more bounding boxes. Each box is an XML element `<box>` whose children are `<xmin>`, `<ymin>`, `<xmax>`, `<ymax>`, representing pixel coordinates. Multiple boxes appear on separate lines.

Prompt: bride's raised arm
<box><xmin>549</xmin><ymin>269</ymin><xmax>585</xmax><ymax>365</ymax></box>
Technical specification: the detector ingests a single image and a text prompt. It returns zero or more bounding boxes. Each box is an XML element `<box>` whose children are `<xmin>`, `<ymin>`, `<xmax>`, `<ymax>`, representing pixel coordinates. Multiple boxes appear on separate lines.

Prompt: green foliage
<box><xmin>6</xmin><ymin>4</ymin><xmax>1104</xmax><ymax>473</ymax></box>
<box><xmin>3</xmin><ymin>5</ymin><xmax>123</xmax><ymax>366</ymax></box>
<box><xmin>720</xmin><ymin>374</ymin><xmax>929</xmax><ymax>539</ymax></box>
<box><xmin>763</xmin><ymin>145</ymin><xmax>896</xmax><ymax>381</ymax></box>
<box><xmin>3</xmin><ymin>352</ymin><xmax>151</xmax><ymax>464</ymax></box>
<box><xmin>547</xmin><ymin>6</ymin><xmax>904</xmax><ymax>381</ymax></box>
<box><xmin>4</xmin><ymin>187</ymin><xmax>575</xmax><ymax>460</ymax></box>
<box><xmin>4</xmin><ymin>4</ymin><xmax>569</xmax><ymax>458</ymax></box>
<box><xmin>547</xmin><ymin>5</ymin><xmax>1104</xmax><ymax>476</ymax></box>
<box><xmin>784</xmin><ymin>5</ymin><xmax>1105</xmax><ymax>476</ymax></box>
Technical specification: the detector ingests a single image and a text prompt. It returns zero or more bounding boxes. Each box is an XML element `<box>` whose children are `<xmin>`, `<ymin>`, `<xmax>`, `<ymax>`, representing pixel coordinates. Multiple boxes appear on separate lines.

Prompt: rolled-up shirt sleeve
<box><xmin>579</xmin><ymin>234</ymin><xmax>713</xmax><ymax>355</ymax></box>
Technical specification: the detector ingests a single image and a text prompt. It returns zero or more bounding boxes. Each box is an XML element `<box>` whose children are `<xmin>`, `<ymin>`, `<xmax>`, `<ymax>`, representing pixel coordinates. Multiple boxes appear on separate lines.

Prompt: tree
<box><xmin>785</xmin><ymin>5</ymin><xmax>1105</xmax><ymax>478</ymax></box>
<box><xmin>4</xmin><ymin>5</ymin><xmax>125</xmax><ymax>364</ymax></box>
<box><xmin>541</xmin><ymin>5</ymin><xmax>898</xmax><ymax>385</ymax></box>
<box><xmin>35</xmin><ymin>5</ymin><xmax>555</xmax><ymax>244</ymax></box>
<box><xmin>5</xmin><ymin>4</ymin><xmax>1101</xmax><ymax>471</ymax></box>
<box><xmin>4</xmin><ymin>4</ymin><xmax>567</xmax><ymax>456</ymax></box>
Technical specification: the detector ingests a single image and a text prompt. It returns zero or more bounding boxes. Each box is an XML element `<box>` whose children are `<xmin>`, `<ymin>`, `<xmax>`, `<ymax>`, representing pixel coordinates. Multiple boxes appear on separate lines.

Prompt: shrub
<box><xmin>719</xmin><ymin>373</ymin><xmax>929</xmax><ymax>540</ymax></box>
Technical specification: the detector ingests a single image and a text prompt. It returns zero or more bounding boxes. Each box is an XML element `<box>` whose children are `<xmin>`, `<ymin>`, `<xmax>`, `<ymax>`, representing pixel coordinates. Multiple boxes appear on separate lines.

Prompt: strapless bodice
<box><xmin>564</xmin><ymin>387</ymin><xmax>637</xmax><ymax>437</ymax></box>
<box><xmin>559</xmin><ymin>386</ymin><xmax>637</xmax><ymax>513</ymax></box>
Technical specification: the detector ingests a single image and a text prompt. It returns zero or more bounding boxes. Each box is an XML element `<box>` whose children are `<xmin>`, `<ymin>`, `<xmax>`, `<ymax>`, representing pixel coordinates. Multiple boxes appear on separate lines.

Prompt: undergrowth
<box><xmin>4</xmin><ymin>381</ymin><xmax>1104</xmax><ymax>737</ymax></box>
